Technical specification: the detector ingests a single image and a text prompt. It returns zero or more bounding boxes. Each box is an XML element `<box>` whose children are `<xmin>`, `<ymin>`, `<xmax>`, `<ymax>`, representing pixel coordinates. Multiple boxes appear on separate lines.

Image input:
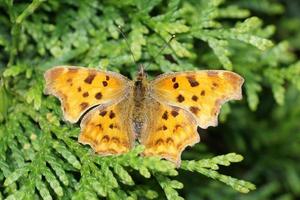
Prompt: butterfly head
<box><xmin>137</xmin><ymin>64</ymin><xmax>147</xmax><ymax>81</ymax></box>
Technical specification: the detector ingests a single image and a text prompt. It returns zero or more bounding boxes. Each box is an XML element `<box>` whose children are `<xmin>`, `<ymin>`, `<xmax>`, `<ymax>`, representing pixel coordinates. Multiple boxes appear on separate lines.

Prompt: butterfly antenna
<box><xmin>144</xmin><ymin>34</ymin><xmax>176</xmax><ymax>70</ymax></box>
<box><xmin>117</xmin><ymin>25</ymin><xmax>137</xmax><ymax>65</ymax></box>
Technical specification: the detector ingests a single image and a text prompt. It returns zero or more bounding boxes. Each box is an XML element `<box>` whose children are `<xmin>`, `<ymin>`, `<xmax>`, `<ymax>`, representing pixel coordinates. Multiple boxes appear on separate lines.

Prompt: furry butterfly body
<box><xmin>44</xmin><ymin>66</ymin><xmax>243</xmax><ymax>165</ymax></box>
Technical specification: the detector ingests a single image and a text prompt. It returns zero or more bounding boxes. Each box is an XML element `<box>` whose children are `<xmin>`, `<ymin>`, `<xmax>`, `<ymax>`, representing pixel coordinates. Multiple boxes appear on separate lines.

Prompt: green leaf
<box><xmin>272</xmin><ymin>84</ymin><xmax>285</xmax><ymax>105</ymax></box>
<box><xmin>36</xmin><ymin>180</ymin><xmax>53</xmax><ymax>200</ymax></box>
<box><xmin>3</xmin><ymin>65</ymin><xmax>27</xmax><ymax>77</ymax></box>
<box><xmin>42</xmin><ymin>168</ymin><xmax>64</xmax><ymax>197</ymax></box>
<box><xmin>0</xmin><ymin>83</ymin><xmax>11</xmax><ymax>122</ymax></box>
<box><xmin>4</xmin><ymin>167</ymin><xmax>29</xmax><ymax>186</ymax></box>
<box><xmin>245</xmin><ymin>81</ymin><xmax>262</xmax><ymax>111</ymax></box>
<box><xmin>156</xmin><ymin>175</ymin><xmax>184</xmax><ymax>200</ymax></box>
<box><xmin>52</xmin><ymin>141</ymin><xmax>81</xmax><ymax>169</ymax></box>
<box><xmin>207</xmin><ymin>38</ymin><xmax>232</xmax><ymax>70</ymax></box>
<box><xmin>46</xmin><ymin>156</ymin><xmax>69</xmax><ymax>186</ymax></box>
<box><xmin>113</xmin><ymin>164</ymin><xmax>134</xmax><ymax>185</ymax></box>
<box><xmin>26</xmin><ymin>81</ymin><xmax>43</xmax><ymax>110</ymax></box>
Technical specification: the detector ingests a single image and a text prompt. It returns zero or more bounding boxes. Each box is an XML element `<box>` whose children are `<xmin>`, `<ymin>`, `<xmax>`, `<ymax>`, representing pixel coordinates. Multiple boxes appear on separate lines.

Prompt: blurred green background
<box><xmin>0</xmin><ymin>0</ymin><xmax>300</xmax><ymax>199</ymax></box>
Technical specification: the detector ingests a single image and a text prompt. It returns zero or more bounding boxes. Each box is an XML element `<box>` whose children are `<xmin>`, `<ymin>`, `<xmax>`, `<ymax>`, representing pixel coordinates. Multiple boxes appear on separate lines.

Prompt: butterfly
<box><xmin>44</xmin><ymin>65</ymin><xmax>243</xmax><ymax>166</ymax></box>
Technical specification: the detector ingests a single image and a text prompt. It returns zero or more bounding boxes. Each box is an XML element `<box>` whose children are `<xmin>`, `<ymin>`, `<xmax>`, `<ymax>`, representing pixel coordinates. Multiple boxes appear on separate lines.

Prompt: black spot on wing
<box><xmin>84</xmin><ymin>73</ymin><xmax>96</xmax><ymax>84</ymax></box>
<box><xmin>171</xmin><ymin>110</ymin><xmax>179</xmax><ymax>117</ymax></box>
<box><xmin>109</xmin><ymin>110</ymin><xmax>116</xmax><ymax>119</ymax></box>
<box><xmin>166</xmin><ymin>138</ymin><xmax>174</xmax><ymax>144</ymax></box>
<box><xmin>173</xmin><ymin>82</ymin><xmax>179</xmax><ymax>89</ymax></box>
<box><xmin>102</xmin><ymin>81</ymin><xmax>108</xmax><ymax>87</ymax></box>
<box><xmin>189</xmin><ymin>106</ymin><xmax>200</xmax><ymax>115</ymax></box>
<box><xmin>96</xmin><ymin>124</ymin><xmax>103</xmax><ymax>131</ymax></box>
<box><xmin>173</xmin><ymin>124</ymin><xmax>182</xmax><ymax>133</ymax></box>
<box><xmin>211</xmin><ymin>82</ymin><xmax>219</xmax><ymax>90</ymax></box>
<box><xmin>201</xmin><ymin>90</ymin><xmax>206</xmax><ymax>96</ymax></box>
<box><xmin>101</xmin><ymin>135</ymin><xmax>110</xmax><ymax>143</ymax></box>
<box><xmin>99</xmin><ymin>110</ymin><xmax>107</xmax><ymax>116</ymax></box>
<box><xmin>95</xmin><ymin>92</ymin><xmax>102</xmax><ymax>99</ymax></box>
<box><xmin>82</xmin><ymin>92</ymin><xmax>89</xmax><ymax>97</ymax></box>
<box><xmin>157</xmin><ymin>125</ymin><xmax>168</xmax><ymax>131</ymax></box>
<box><xmin>177</xmin><ymin>94</ymin><xmax>185</xmax><ymax>103</ymax></box>
<box><xmin>192</xmin><ymin>95</ymin><xmax>198</xmax><ymax>101</ymax></box>
<box><xmin>155</xmin><ymin>139</ymin><xmax>164</xmax><ymax>145</ymax></box>
<box><xmin>111</xmin><ymin>137</ymin><xmax>120</xmax><ymax>144</ymax></box>
<box><xmin>80</xmin><ymin>102</ymin><xmax>89</xmax><ymax>110</ymax></box>
<box><xmin>162</xmin><ymin>111</ymin><xmax>168</xmax><ymax>120</ymax></box>
<box><xmin>187</xmin><ymin>75</ymin><xmax>199</xmax><ymax>87</ymax></box>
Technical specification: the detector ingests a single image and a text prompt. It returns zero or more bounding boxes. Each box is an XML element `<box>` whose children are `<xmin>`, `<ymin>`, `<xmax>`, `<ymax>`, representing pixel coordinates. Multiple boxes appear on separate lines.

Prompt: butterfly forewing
<box><xmin>150</xmin><ymin>70</ymin><xmax>244</xmax><ymax>129</ymax></box>
<box><xmin>44</xmin><ymin>66</ymin><xmax>131</xmax><ymax>123</ymax></box>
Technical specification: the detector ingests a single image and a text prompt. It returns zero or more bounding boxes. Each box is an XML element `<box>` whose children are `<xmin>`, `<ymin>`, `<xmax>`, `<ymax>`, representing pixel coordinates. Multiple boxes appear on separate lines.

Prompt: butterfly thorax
<box><xmin>132</xmin><ymin>65</ymin><xmax>149</xmax><ymax>135</ymax></box>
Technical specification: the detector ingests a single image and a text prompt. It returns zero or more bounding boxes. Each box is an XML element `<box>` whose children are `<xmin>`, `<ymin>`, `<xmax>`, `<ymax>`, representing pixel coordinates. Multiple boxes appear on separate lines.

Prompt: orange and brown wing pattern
<box><xmin>79</xmin><ymin>96</ymin><xmax>135</xmax><ymax>155</ymax></box>
<box><xmin>44</xmin><ymin>66</ymin><xmax>130</xmax><ymax>123</ymax></box>
<box><xmin>151</xmin><ymin>70</ymin><xmax>244</xmax><ymax>129</ymax></box>
<box><xmin>140</xmin><ymin>99</ymin><xmax>199</xmax><ymax>166</ymax></box>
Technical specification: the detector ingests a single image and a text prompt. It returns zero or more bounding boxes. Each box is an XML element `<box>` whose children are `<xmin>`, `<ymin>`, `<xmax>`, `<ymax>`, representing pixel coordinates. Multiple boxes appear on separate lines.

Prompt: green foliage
<box><xmin>0</xmin><ymin>103</ymin><xmax>254</xmax><ymax>199</ymax></box>
<box><xmin>0</xmin><ymin>0</ymin><xmax>299</xmax><ymax>199</ymax></box>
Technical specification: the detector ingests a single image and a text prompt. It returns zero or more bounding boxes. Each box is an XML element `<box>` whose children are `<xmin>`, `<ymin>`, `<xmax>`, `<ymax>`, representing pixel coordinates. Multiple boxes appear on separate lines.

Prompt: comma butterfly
<box><xmin>44</xmin><ymin>65</ymin><xmax>243</xmax><ymax>166</ymax></box>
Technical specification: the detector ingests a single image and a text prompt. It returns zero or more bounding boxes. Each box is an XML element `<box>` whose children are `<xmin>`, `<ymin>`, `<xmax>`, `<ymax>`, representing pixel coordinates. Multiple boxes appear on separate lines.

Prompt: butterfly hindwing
<box><xmin>150</xmin><ymin>70</ymin><xmax>244</xmax><ymax>129</ymax></box>
<box><xmin>44</xmin><ymin>66</ymin><xmax>130</xmax><ymax>123</ymax></box>
<box><xmin>140</xmin><ymin>98</ymin><xmax>199</xmax><ymax>165</ymax></box>
<box><xmin>79</xmin><ymin>96</ymin><xmax>135</xmax><ymax>155</ymax></box>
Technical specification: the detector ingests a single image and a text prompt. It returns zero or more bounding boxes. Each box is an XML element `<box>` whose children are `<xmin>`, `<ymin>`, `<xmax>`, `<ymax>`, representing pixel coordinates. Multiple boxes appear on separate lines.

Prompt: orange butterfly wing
<box><xmin>44</xmin><ymin>66</ymin><xmax>130</xmax><ymax>123</ymax></box>
<box><xmin>45</xmin><ymin>66</ymin><xmax>134</xmax><ymax>154</ymax></box>
<box><xmin>150</xmin><ymin>70</ymin><xmax>244</xmax><ymax>129</ymax></box>
<box><xmin>140</xmin><ymin>99</ymin><xmax>199</xmax><ymax>165</ymax></box>
<box><xmin>140</xmin><ymin>70</ymin><xmax>243</xmax><ymax>164</ymax></box>
<box><xmin>79</xmin><ymin>96</ymin><xmax>135</xmax><ymax>155</ymax></box>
